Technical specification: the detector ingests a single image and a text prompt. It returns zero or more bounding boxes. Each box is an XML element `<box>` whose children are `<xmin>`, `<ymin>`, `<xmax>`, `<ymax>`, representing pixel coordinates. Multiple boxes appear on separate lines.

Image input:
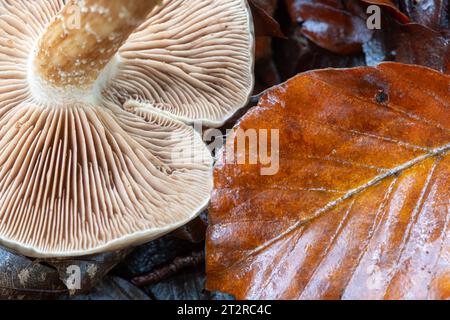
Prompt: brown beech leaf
<box><xmin>364</xmin><ymin>16</ymin><xmax>450</xmax><ymax>74</ymax></box>
<box><xmin>172</xmin><ymin>216</ymin><xmax>208</xmax><ymax>243</ymax></box>
<box><xmin>402</xmin><ymin>0</ymin><xmax>448</xmax><ymax>30</ymax></box>
<box><xmin>251</xmin><ymin>0</ymin><xmax>282</xmax><ymax>92</ymax></box>
<box><xmin>206</xmin><ymin>63</ymin><xmax>450</xmax><ymax>300</ymax></box>
<box><xmin>274</xmin><ymin>26</ymin><xmax>366</xmax><ymax>80</ymax></box>
<box><xmin>386</xmin><ymin>22</ymin><xmax>450</xmax><ymax>74</ymax></box>
<box><xmin>250</xmin><ymin>0</ymin><xmax>285</xmax><ymax>38</ymax></box>
<box><xmin>285</xmin><ymin>0</ymin><xmax>373</xmax><ymax>54</ymax></box>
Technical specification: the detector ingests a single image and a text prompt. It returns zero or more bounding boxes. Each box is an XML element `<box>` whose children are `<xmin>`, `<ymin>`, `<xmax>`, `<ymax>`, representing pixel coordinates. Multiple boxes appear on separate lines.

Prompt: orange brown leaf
<box><xmin>206</xmin><ymin>63</ymin><xmax>450</xmax><ymax>300</ymax></box>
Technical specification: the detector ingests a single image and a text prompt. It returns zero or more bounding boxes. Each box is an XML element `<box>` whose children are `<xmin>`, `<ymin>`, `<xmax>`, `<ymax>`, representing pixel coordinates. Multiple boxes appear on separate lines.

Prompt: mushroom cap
<box><xmin>0</xmin><ymin>0</ymin><xmax>254</xmax><ymax>257</ymax></box>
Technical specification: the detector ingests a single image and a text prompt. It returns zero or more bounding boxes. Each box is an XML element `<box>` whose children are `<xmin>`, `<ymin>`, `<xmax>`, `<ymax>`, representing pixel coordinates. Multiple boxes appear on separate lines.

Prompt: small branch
<box><xmin>131</xmin><ymin>251</ymin><xmax>205</xmax><ymax>287</ymax></box>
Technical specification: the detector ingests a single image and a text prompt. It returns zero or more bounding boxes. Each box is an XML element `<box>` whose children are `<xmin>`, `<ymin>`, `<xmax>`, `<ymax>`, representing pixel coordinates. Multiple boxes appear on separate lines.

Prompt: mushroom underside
<box><xmin>0</xmin><ymin>0</ymin><xmax>254</xmax><ymax>257</ymax></box>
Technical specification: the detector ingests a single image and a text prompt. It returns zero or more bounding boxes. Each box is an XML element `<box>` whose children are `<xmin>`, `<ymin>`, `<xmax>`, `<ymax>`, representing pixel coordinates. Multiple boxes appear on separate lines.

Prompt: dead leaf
<box><xmin>274</xmin><ymin>25</ymin><xmax>366</xmax><ymax>80</ymax></box>
<box><xmin>0</xmin><ymin>247</ymin><xmax>67</xmax><ymax>299</ymax></box>
<box><xmin>362</xmin><ymin>1</ymin><xmax>449</xmax><ymax>74</ymax></box>
<box><xmin>172</xmin><ymin>215</ymin><xmax>208</xmax><ymax>244</ymax></box>
<box><xmin>402</xmin><ymin>0</ymin><xmax>448</xmax><ymax>30</ymax></box>
<box><xmin>387</xmin><ymin>22</ymin><xmax>449</xmax><ymax>74</ymax></box>
<box><xmin>206</xmin><ymin>63</ymin><xmax>450</xmax><ymax>300</ymax></box>
<box><xmin>64</xmin><ymin>277</ymin><xmax>150</xmax><ymax>300</ymax></box>
<box><xmin>0</xmin><ymin>245</ymin><xmax>130</xmax><ymax>299</ymax></box>
<box><xmin>251</xmin><ymin>0</ymin><xmax>282</xmax><ymax>92</ymax></box>
<box><xmin>285</xmin><ymin>0</ymin><xmax>373</xmax><ymax>54</ymax></box>
<box><xmin>364</xmin><ymin>16</ymin><xmax>450</xmax><ymax>74</ymax></box>
<box><xmin>250</xmin><ymin>0</ymin><xmax>285</xmax><ymax>38</ymax></box>
<box><xmin>47</xmin><ymin>249</ymin><xmax>131</xmax><ymax>295</ymax></box>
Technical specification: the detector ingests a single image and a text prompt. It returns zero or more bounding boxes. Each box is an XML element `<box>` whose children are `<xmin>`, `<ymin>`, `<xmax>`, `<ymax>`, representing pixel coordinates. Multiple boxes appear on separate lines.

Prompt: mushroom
<box><xmin>0</xmin><ymin>0</ymin><xmax>254</xmax><ymax>258</ymax></box>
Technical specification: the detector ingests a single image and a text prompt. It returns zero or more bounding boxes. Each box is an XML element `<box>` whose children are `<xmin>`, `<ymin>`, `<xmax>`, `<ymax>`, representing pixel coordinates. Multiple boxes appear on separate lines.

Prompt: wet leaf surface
<box><xmin>206</xmin><ymin>63</ymin><xmax>450</xmax><ymax>300</ymax></box>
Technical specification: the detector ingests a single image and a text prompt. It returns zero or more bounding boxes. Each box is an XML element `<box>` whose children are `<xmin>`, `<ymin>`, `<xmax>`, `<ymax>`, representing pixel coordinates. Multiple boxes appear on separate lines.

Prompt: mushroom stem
<box><xmin>34</xmin><ymin>0</ymin><xmax>159</xmax><ymax>88</ymax></box>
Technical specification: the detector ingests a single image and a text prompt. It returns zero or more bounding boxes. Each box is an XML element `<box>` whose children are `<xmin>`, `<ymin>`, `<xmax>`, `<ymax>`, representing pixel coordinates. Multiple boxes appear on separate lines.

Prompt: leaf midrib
<box><xmin>218</xmin><ymin>142</ymin><xmax>450</xmax><ymax>273</ymax></box>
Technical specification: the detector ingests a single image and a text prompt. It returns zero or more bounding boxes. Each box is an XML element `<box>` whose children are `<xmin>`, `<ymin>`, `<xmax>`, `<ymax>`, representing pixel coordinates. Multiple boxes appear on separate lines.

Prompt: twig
<box><xmin>131</xmin><ymin>250</ymin><xmax>205</xmax><ymax>287</ymax></box>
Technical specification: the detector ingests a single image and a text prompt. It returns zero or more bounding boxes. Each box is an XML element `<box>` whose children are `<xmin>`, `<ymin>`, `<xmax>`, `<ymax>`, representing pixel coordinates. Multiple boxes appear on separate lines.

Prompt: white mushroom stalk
<box><xmin>0</xmin><ymin>0</ymin><xmax>254</xmax><ymax>258</ymax></box>
<box><xmin>35</xmin><ymin>0</ymin><xmax>160</xmax><ymax>88</ymax></box>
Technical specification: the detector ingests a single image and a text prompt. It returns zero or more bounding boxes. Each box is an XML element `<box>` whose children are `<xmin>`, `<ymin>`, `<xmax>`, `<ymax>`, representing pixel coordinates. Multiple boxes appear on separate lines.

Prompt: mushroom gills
<box><xmin>0</xmin><ymin>0</ymin><xmax>254</xmax><ymax>257</ymax></box>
